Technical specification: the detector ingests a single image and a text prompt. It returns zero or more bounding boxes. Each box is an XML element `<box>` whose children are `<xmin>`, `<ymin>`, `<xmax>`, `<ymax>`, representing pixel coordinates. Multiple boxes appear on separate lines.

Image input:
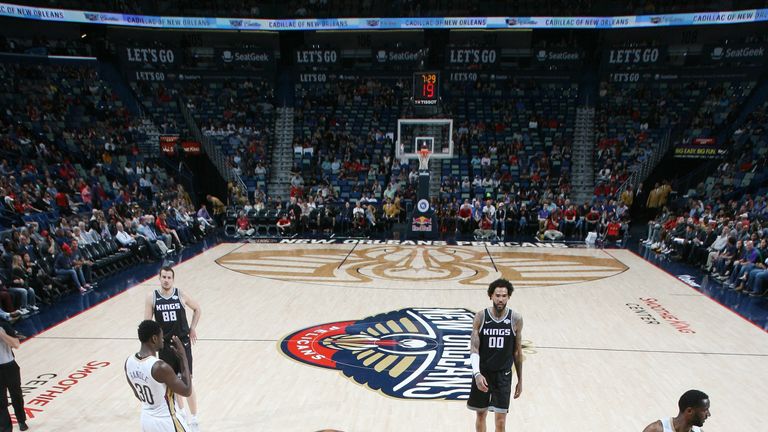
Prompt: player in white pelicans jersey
<box><xmin>126</xmin><ymin>320</ymin><xmax>193</xmax><ymax>432</ymax></box>
<box><xmin>642</xmin><ymin>389</ymin><xmax>710</xmax><ymax>432</ymax></box>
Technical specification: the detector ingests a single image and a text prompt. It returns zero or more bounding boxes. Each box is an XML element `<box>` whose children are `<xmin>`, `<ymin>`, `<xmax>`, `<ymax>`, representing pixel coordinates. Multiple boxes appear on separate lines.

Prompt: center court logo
<box><xmin>280</xmin><ymin>308</ymin><xmax>477</xmax><ymax>399</ymax></box>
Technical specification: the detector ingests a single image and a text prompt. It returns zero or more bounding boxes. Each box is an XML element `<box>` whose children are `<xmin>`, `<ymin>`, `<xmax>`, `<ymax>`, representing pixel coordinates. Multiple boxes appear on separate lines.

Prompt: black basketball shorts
<box><xmin>159</xmin><ymin>336</ymin><xmax>194</xmax><ymax>376</ymax></box>
<box><xmin>467</xmin><ymin>369</ymin><xmax>513</xmax><ymax>413</ymax></box>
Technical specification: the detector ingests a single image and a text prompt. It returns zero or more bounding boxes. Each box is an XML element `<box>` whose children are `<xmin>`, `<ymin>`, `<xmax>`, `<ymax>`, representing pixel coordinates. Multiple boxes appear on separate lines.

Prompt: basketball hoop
<box><xmin>417</xmin><ymin>148</ymin><xmax>431</xmax><ymax>171</ymax></box>
<box><xmin>395</xmin><ymin>118</ymin><xmax>454</xmax><ymax>162</ymax></box>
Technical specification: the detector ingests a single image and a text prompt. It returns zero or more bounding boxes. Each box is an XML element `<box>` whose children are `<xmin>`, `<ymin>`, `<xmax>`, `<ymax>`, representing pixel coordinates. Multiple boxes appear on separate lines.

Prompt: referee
<box><xmin>0</xmin><ymin>321</ymin><xmax>27</xmax><ymax>431</ymax></box>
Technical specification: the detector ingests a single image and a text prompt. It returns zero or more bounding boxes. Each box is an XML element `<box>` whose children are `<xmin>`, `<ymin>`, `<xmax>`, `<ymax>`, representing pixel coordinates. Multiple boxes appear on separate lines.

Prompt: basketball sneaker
<box><xmin>178</xmin><ymin>407</ymin><xmax>189</xmax><ymax>423</ymax></box>
<box><xmin>188</xmin><ymin>415</ymin><xmax>199</xmax><ymax>432</ymax></box>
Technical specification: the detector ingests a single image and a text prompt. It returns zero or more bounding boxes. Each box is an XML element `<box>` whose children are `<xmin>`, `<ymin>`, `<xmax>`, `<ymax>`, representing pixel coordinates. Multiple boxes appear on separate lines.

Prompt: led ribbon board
<box><xmin>0</xmin><ymin>3</ymin><xmax>767</xmax><ymax>30</ymax></box>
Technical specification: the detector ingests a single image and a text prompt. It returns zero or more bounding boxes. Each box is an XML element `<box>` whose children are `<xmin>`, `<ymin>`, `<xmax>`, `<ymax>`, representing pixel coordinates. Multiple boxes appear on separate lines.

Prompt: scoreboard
<box><xmin>413</xmin><ymin>72</ymin><xmax>440</xmax><ymax>105</ymax></box>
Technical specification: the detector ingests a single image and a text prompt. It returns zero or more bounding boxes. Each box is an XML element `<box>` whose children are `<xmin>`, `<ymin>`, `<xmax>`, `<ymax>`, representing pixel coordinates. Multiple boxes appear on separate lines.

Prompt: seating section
<box><xmin>78</xmin><ymin>237</ymin><xmax>138</xmax><ymax>278</ymax></box>
<box><xmin>294</xmin><ymin>77</ymin><xmax>406</xmax><ymax>202</ymax></box>
<box><xmin>595</xmin><ymin>79</ymin><xmax>757</xmax><ymax>194</ymax></box>
<box><xmin>442</xmin><ymin>78</ymin><xmax>578</xmax><ymax>201</ymax></box>
<box><xmin>131</xmin><ymin>77</ymin><xmax>275</xmax><ymax>194</ymax></box>
<box><xmin>0</xmin><ymin>62</ymin><xmax>137</xmax><ymax>153</ymax></box>
<box><xmin>639</xmin><ymin>99</ymin><xmax>768</xmax><ymax>298</ymax></box>
<box><xmin>701</xmin><ymin>100</ymin><xmax>768</xmax><ymax>196</ymax></box>
<box><xmin>0</xmin><ymin>61</ymin><xmax>153</xmax><ymax>220</ymax></box>
<box><xmin>0</xmin><ymin>39</ymin><xmax>766</xmax><ymax>254</ymax></box>
<box><xmin>130</xmin><ymin>80</ymin><xmax>188</xmax><ymax>136</ymax></box>
<box><xmin>596</xmin><ymin>80</ymin><xmax>694</xmax><ymax>186</ymax></box>
<box><xmin>225</xmin><ymin>206</ymin><xmax>282</xmax><ymax>238</ymax></box>
<box><xmin>0</xmin><ymin>59</ymin><xmax>205</xmax><ymax>316</ymax></box>
<box><xmin>683</xmin><ymin>80</ymin><xmax>756</xmax><ymax>143</ymax></box>
<box><xmin>194</xmin><ymin>78</ymin><xmax>275</xmax><ymax>194</ymax></box>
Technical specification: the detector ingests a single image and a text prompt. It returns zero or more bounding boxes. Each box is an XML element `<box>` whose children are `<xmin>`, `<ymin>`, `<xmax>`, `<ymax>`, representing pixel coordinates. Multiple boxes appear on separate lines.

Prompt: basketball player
<box><xmin>467</xmin><ymin>278</ymin><xmax>523</xmax><ymax>432</ymax></box>
<box><xmin>145</xmin><ymin>267</ymin><xmax>202</xmax><ymax>430</ymax></box>
<box><xmin>642</xmin><ymin>389</ymin><xmax>710</xmax><ymax>432</ymax></box>
<box><xmin>125</xmin><ymin>320</ymin><xmax>192</xmax><ymax>432</ymax></box>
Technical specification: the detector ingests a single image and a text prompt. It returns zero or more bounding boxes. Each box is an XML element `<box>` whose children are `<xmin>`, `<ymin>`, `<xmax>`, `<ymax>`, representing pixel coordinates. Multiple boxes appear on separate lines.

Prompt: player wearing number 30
<box><xmin>467</xmin><ymin>278</ymin><xmax>523</xmax><ymax>432</ymax></box>
<box><xmin>125</xmin><ymin>320</ymin><xmax>193</xmax><ymax>432</ymax></box>
<box><xmin>145</xmin><ymin>266</ymin><xmax>202</xmax><ymax>430</ymax></box>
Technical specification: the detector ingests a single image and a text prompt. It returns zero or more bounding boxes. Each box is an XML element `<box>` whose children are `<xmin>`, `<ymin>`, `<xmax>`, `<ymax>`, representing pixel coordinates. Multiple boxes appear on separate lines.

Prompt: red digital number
<box><xmin>423</xmin><ymin>82</ymin><xmax>434</xmax><ymax>98</ymax></box>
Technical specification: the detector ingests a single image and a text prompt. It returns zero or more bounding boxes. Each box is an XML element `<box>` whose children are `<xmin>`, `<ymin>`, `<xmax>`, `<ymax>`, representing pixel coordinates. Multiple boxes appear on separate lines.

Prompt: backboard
<box><xmin>396</xmin><ymin>118</ymin><xmax>453</xmax><ymax>160</ymax></box>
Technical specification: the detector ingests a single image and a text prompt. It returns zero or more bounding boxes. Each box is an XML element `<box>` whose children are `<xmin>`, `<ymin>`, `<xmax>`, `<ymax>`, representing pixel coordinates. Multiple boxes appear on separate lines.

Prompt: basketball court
<box><xmin>15</xmin><ymin>242</ymin><xmax>767</xmax><ymax>431</ymax></box>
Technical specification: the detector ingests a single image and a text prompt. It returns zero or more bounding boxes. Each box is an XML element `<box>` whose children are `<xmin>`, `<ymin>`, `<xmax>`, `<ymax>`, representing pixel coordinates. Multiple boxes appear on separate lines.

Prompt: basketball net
<box><xmin>417</xmin><ymin>149</ymin><xmax>431</xmax><ymax>171</ymax></box>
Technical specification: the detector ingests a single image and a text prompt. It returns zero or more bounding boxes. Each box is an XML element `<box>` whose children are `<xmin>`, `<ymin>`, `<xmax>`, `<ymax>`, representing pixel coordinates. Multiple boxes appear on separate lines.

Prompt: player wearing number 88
<box><xmin>125</xmin><ymin>320</ymin><xmax>192</xmax><ymax>432</ymax></box>
<box><xmin>145</xmin><ymin>266</ymin><xmax>202</xmax><ymax>430</ymax></box>
<box><xmin>468</xmin><ymin>278</ymin><xmax>523</xmax><ymax>432</ymax></box>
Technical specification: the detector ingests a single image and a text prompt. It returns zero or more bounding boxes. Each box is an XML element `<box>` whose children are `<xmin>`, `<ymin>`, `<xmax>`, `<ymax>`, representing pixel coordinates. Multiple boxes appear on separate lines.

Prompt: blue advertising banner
<box><xmin>1</xmin><ymin>2</ymin><xmax>768</xmax><ymax>30</ymax></box>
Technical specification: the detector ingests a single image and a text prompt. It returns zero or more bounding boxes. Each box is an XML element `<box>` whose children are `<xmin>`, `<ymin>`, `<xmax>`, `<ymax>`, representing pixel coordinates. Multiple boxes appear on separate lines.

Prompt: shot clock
<box><xmin>413</xmin><ymin>72</ymin><xmax>440</xmax><ymax>105</ymax></box>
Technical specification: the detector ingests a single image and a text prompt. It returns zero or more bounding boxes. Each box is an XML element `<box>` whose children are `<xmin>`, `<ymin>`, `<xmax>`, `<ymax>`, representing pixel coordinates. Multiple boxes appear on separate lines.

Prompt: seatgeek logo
<box><xmin>280</xmin><ymin>308</ymin><xmax>476</xmax><ymax>399</ymax></box>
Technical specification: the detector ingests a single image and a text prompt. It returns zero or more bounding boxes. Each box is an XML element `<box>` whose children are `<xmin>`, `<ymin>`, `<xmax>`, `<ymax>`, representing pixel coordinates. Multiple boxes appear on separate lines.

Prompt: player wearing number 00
<box><xmin>125</xmin><ymin>320</ymin><xmax>192</xmax><ymax>432</ymax></box>
<box><xmin>145</xmin><ymin>266</ymin><xmax>202</xmax><ymax>430</ymax></box>
<box><xmin>467</xmin><ymin>278</ymin><xmax>523</xmax><ymax>432</ymax></box>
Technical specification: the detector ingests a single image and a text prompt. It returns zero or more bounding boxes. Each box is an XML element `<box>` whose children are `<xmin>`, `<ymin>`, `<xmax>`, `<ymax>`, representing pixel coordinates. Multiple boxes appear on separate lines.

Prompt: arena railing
<box><xmin>615</xmin><ymin>127</ymin><xmax>672</xmax><ymax>200</ymax></box>
<box><xmin>178</xmin><ymin>95</ymin><xmax>248</xmax><ymax>200</ymax></box>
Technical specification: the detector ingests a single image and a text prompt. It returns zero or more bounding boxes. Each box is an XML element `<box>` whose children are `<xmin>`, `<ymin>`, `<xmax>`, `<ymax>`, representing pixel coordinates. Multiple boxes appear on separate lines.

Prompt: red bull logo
<box><xmin>411</xmin><ymin>216</ymin><xmax>432</xmax><ymax>232</ymax></box>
